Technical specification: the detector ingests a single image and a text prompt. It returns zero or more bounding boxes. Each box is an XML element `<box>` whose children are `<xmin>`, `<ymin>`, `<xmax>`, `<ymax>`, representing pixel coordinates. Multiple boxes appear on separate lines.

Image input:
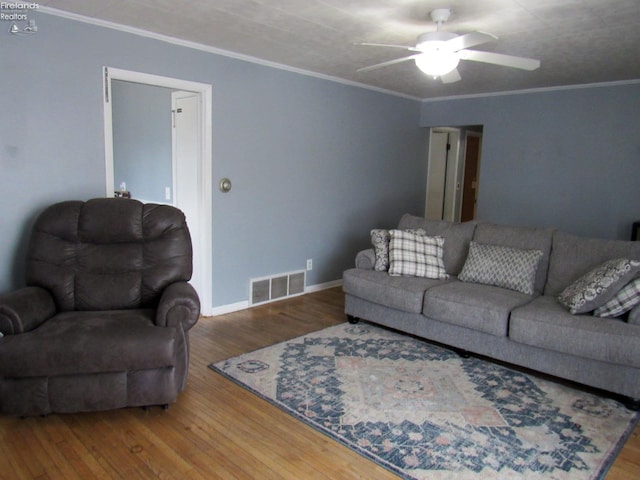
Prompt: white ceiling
<box><xmin>39</xmin><ymin>0</ymin><xmax>640</xmax><ymax>99</ymax></box>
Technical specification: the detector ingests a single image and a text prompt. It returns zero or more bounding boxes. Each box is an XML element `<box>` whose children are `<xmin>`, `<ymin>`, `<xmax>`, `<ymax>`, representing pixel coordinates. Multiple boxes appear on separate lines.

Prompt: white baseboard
<box><xmin>206</xmin><ymin>301</ymin><xmax>249</xmax><ymax>317</ymax></box>
<box><xmin>205</xmin><ymin>279</ymin><xmax>343</xmax><ymax>317</ymax></box>
<box><xmin>305</xmin><ymin>279</ymin><xmax>343</xmax><ymax>293</ymax></box>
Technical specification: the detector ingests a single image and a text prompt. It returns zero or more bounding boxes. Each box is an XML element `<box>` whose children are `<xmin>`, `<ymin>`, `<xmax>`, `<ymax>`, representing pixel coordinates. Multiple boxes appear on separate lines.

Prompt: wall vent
<box><xmin>249</xmin><ymin>270</ymin><xmax>306</xmax><ymax>306</ymax></box>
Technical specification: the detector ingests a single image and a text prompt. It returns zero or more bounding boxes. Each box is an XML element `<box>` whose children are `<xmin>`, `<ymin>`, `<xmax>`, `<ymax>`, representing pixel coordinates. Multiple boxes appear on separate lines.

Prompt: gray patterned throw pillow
<box><xmin>370</xmin><ymin>229</ymin><xmax>391</xmax><ymax>271</ymax></box>
<box><xmin>558</xmin><ymin>258</ymin><xmax>640</xmax><ymax>314</ymax></box>
<box><xmin>458</xmin><ymin>242</ymin><xmax>543</xmax><ymax>295</ymax></box>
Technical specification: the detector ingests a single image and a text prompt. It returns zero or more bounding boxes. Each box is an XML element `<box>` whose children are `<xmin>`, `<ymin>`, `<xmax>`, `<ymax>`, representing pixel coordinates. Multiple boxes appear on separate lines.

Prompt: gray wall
<box><xmin>112</xmin><ymin>80</ymin><xmax>174</xmax><ymax>203</ymax></box>
<box><xmin>0</xmin><ymin>12</ymin><xmax>426</xmax><ymax>306</ymax></box>
<box><xmin>421</xmin><ymin>84</ymin><xmax>640</xmax><ymax>240</ymax></box>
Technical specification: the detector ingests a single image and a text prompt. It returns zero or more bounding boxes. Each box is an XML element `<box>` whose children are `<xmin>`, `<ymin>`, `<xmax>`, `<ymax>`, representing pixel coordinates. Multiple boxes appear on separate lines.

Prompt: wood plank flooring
<box><xmin>1</xmin><ymin>287</ymin><xmax>638</xmax><ymax>479</ymax></box>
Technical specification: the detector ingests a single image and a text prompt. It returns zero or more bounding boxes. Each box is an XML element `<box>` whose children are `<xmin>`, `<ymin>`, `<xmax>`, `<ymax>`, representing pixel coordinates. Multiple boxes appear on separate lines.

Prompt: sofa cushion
<box><xmin>0</xmin><ymin>309</ymin><xmax>178</xmax><ymax>377</ymax></box>
<box><xmin>545</xmin><ymin>231</ymin><xmax>640</xmax><ymax>296</ymax></box>
<box><xmin>557</xmin><ymin>258</ymin><xmax>640</xmax><ymax>314</ymax></box>
<box><xmin>458</xmin><ymin>242</ymin><xmax>543</xmax><ymax>295</ymax></box>
<box><xmin>343</xmin><ymin>268</ymin><xmax>450</xmax><ymax>313</ymax></box>
<box><xmin>472</xmin><ymin>223</ymin><xmax>554</xmax><ymax>295</ymax></box>
<box><xmin>388</xmin><ymin>230</ymin><xmax>448</xmax><ymax>279</ymax></box>
<box><xmin>397</xmin><ymin>214</ymin><xmax>476</xmax><ymax>275</ymax></box>
<box><xmin>593</xmin><ymin>277</ymin><xmax>640</xmax><ymax>318</ymax></box>
<box><xmin>510</xmin><ymin>295</ymin><xmax>640</xmax><ymax>368</ymax></box>
<box><xmin>422</xmin><ymin>281</ymin><xmax>534</xmax><ymax>337</ymax></box>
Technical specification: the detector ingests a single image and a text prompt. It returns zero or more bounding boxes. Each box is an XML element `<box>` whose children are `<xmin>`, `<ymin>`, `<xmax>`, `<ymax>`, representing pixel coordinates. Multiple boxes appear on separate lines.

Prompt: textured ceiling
<box><xmin>39</xmin><ymin>0</ymin><xmax>640</xmax><ymax>99</ymax></box>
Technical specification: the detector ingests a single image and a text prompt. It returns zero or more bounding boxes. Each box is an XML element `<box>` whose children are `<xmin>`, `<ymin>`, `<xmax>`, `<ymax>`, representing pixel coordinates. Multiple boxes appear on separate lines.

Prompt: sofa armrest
<box><xmin>155</xmin><ymin>281</ymin><xmax>201</xmax><ymax>331</ymax></box>
<box><xmin>355</xmin><ymin>248</ymin><xmax>376</xmax><ymax>270</ymax></box>
<box><xmin>0</xmin><ymin>287</ymin><xmax>57</xmax><ymax>335</ymax></box>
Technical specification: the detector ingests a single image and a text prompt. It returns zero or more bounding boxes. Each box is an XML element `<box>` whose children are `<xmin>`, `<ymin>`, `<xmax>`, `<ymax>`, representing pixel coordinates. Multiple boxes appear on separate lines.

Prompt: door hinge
<box><xmin>104</xmin><ymin>67</ymin><xmax>109</xmax><ymax>103</ymax></box>
<box><xmin>446</xmin><ymin>143</ymin><xmax>451</xmax><ymax>151</ymax></box>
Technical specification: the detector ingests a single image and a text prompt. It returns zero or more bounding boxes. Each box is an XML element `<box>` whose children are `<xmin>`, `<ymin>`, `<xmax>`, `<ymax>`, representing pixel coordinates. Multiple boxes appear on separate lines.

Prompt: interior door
<box><xmin>461</xmin><ymin>133</ymin><xmax>481</xmax><ymax>222</ymax></box>
<box><xmin>425</xmin><ymin>131</ymin><xmax>449</xmax><ymax>220</ymax></box>
<box><xmin>426</xmin><ymin>128</ymin><xmax>460</xmax><ymax>221</ymax></box>
<box><xmin>172</xmin><ymin>91</ymin><xmax>203</xmax><ymax>300</ymax></box>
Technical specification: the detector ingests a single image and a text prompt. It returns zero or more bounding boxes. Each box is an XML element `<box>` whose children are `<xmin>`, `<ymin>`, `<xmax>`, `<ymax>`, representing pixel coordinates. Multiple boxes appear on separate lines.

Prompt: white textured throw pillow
<box><xmin>558</xmin><ymin>258</ymin><xmax>640</xmax><ymax>314</ymax></box>
<box><xmin>388</xmin><ymin>230</ymin><xmax>448</xmax><ymax>279</ymax></box>
<box><xmin>458</xmin><ymin>242</ymin><xmax>543</xmax><ymax>295</ymax></box>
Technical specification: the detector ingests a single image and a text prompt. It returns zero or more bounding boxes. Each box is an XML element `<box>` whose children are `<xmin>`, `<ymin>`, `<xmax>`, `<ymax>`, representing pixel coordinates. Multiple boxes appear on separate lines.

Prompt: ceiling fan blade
<box><xmin>357</xmin><ymin>54</ymin><xmax>422</xmax><ymax>73</ymax></box>
<box><xmin>445</xmin><ymin>31</ymin><xmax>497</xmax><ymax>52</ymax></box>
<box><xmin>440</xmin><ymin>68</ymin><xmax>462</xmax><ymax>84</ymax></box>
<box><xmin>459</xmin><ymin>50</ymin><xmax>540</xmax><ymax>70</ymax></box>
<box><xmin>357</xmin><ymin>42</ymin><xmax>421</xmax><ymax>52</ymax></box>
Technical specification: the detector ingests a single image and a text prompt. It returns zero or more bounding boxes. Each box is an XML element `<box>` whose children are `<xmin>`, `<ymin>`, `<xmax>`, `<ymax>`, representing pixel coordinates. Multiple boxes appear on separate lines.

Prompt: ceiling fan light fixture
<box><xmin>357</xmin><ymin>6</ymin><xmax>539</xmax><ymax>83</ymax></box>
<box><xmin>415</xmin><ymin>51</ymin><xmax>459</xmax><ymax>77</ymax></box>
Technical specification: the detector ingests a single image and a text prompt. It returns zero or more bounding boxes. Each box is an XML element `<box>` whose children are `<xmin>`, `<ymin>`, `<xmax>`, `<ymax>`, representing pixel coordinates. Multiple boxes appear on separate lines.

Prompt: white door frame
<box><xmin>103</xmin><ymin>66</ymin><xmax>213</xmax><ymax>315</ymax></box>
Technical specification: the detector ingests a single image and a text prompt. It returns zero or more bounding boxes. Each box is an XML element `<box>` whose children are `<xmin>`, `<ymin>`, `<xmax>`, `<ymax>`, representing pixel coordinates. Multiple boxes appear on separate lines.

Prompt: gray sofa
<box><xmin>343</xmin><ymin>214</ymin><xmax>640</xmax><ymax>408</ymax></box>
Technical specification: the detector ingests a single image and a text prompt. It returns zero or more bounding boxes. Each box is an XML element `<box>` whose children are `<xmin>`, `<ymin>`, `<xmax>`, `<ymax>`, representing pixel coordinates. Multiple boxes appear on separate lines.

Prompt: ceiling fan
<box><xmin>357</xmin><ymin>8</ymin><xmax>540</xmax><ymax>83</ymax></box>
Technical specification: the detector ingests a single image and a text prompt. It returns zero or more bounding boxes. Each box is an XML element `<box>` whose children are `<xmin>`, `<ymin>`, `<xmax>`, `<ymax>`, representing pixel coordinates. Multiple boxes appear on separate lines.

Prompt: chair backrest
<box><xmin>26</xmin><ymin>198</ymin><xmax>193</xmax><ymax>311</ymax></box>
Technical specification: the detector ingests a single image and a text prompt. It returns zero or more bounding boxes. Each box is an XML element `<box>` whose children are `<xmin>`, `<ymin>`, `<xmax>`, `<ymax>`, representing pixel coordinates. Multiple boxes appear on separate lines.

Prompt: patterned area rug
<box><xmin>209</xmin><ymin>323</ymin><xmax>638</xmax><ymax>479</ymax></box>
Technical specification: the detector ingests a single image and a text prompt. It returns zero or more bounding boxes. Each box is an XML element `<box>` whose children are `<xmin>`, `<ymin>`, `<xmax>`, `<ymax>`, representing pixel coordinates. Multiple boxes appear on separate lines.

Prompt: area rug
<box><xmin>209</xmin><ymin>323</ymin><xmax>638</xmax><ymax>479</ymax></box>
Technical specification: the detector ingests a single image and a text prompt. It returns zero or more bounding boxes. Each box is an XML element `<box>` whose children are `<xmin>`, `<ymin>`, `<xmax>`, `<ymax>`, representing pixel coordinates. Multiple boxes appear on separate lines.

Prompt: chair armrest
<box><xmin>355</xmin><ymin>248</ymin><xmax>376</xmax><ymax>270</ymax></box>
<box><xmin>0</xmin><ymin>287</ymin><xmax>56</xmax><ymax>335</ymax></box>
<box><xmin>155</xmin><ymin>281</ymin><xmax>201</xmax><ymax>331</ymax></box>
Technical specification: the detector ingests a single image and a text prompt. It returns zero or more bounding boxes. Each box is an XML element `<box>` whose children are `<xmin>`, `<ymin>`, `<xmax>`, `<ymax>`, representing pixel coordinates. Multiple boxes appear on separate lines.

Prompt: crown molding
<box><xmin>38</xmin><ymin>7</ymin><xmax>421</xmax><ymax>102</ymax></box>
<box><xmin>38</xmin><ymin>7</ymin><xmax>639</xmax><ymax>104</ymax></box>
<box><xmin>421</xmin><ymin>79</ymin><xmax>640</xmax><ymax>103</ymax></box>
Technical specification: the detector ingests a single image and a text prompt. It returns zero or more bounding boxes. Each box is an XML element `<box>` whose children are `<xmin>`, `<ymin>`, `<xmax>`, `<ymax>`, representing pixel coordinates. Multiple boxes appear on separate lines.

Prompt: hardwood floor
<box><xmin>1</xmin><ymin>287</ymin><xmax>638</xmax><ymax>479</ymax></box>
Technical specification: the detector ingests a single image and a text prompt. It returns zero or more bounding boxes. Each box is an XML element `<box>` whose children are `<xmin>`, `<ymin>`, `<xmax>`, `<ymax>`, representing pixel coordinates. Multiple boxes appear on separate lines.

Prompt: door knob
<box><xmin>219</xmin><ymin>178</ymin><xmax>232</xmax><ymax>193</ymax></box>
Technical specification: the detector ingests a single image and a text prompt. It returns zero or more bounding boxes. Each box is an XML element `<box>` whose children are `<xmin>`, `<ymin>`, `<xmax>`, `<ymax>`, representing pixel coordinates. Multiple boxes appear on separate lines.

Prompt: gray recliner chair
<box><xmin>0</xmin><ymin>198</ymin><xmax>200</xmax><ymax>416</ymax></box>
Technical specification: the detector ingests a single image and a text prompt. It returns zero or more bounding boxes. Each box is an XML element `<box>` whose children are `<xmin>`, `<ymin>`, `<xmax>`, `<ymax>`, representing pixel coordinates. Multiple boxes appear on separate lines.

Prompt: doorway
<box><xmin>103</xmin><ymin>67</ymin><xmax>213</xmax><ymax>315</ymax></box>
<box><xmin>460</xmin><ymin>131</ymin><xmax>482</xmax><ymax>222</ymax></box>
<box><xmin>425</xmin><ymin>128</ymin><xmax>460</xmax><ymax>221</ymax></box>
<box><xmin>425</xmin><ymin>126</ymin><xmax>483</xmax><ymax>222</ymax></box>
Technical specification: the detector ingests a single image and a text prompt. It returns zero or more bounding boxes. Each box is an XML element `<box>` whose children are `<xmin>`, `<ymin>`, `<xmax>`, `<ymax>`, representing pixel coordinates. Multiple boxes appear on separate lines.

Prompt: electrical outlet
<box><xmin>165</xmin><ymin>187</ymin><xmax>171</xmax><ymax>200</ymax></box>
<box><xmin>306</xmin><ymin>259</ymin><xmax>313</xmax><ymax>271</ymax></box>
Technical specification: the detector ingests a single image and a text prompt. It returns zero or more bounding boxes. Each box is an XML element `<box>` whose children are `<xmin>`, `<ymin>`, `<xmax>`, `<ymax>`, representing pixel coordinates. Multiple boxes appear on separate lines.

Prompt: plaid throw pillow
<box><xmin>370</xmin><ymin>228</ymin><xmax>425</xmax><ymax>271</ymax></box>
<box><xmin>388</xmin><ymin>230</ymin><xmax>448</xmax><ymax>279</ymax></box>
<box><xmin>593</xmin><ymin>277</ymin><xmax>640</xmax><ymax>318</ymax></box>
